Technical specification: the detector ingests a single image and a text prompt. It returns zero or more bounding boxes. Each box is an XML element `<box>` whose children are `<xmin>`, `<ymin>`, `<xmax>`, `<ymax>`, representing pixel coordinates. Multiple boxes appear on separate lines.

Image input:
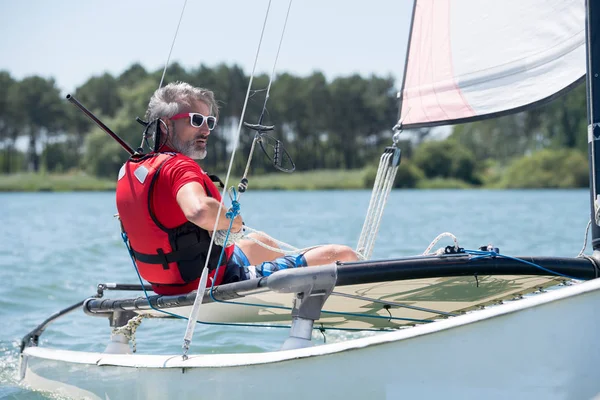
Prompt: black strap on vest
<box><xmin>130</xmin><ymin>240</ymin><xmax>208</xmax><ymax>271</ymax></box>
<box><xmin>208</xmin><ymin>174</ymin><xmax>224</xmax><ymax>189</ymax></box>
<box><xmin>147</xmin><ymin>281</ymin><xmax>190</xmax><ymax>288</ymax></box>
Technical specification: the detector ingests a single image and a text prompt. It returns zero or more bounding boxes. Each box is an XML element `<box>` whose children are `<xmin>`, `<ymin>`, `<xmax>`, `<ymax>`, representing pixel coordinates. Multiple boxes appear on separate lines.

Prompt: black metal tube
<box><xmin>84</xmin><ymin>276</ymin><xmax>269</xmax><ymax>315</ymax></box>
<box><xmin>66</xmin><ymin>94</ymin><xmax>136</xmax><ymax>156</ymax></box>
<box><xmin>335</xmin><ymin>255</ymin><xmax>597</xmax><ymax>286</ymax></box>
<box><xmin>586</xmin><ymin>0</ymin><xmax>600</xmax><ymax>250</ymax></box>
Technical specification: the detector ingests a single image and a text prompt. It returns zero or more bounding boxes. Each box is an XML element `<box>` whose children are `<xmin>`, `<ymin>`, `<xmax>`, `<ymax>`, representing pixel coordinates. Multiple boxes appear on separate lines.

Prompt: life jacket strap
<box><xmin>208</xmin><ymin>174</ymin><xmax>224</xmax><ymax>188</ymax></box>
<box><xmin>131</xmin><ymin>241</ymin><xmax>210</xmax><ymax>269</ymax></box>
<box><xmin>147</xmin><ymin>281</ymin><xmax>191</xmax><ymax>288</ymax></box>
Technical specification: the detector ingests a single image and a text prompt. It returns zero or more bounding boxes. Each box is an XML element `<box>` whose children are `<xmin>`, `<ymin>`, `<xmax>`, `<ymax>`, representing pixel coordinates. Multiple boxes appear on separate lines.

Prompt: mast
<box><xmin>395</xmin><ymin>0</ymin><xmax>417</xmax><ymax>127</ymax></box>
<box><xmin>586</xmin><ymin>0</ymin><xmax>600</xmax><ymax>250</ymax></box>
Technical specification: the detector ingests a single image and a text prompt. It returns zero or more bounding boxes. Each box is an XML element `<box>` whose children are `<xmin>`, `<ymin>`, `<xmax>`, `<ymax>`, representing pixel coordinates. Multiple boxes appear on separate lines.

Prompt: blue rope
<box><xmin>122</xmin><ymin>232</ymin><xmax>189</xmax><ymax>321</ymax></box>
<box><xmin>464</xmin><ymin>249</ymin><xmax>582</xmax><ymax>281</ymax></box>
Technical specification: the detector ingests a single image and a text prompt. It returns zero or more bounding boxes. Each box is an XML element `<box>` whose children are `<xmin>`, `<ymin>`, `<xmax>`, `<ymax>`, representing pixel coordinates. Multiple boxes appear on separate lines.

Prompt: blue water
<box><xmin>0</xmin><ymin>189</ymin><xmax>592</xmax><ymax>398</ymax></box>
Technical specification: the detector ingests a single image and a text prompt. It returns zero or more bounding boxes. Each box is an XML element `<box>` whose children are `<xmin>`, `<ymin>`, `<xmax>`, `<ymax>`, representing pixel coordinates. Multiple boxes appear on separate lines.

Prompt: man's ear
<box><xmin>159</xmin><ymin>119</ymin><xmax>169</xmax><ymax>135</ymax></box>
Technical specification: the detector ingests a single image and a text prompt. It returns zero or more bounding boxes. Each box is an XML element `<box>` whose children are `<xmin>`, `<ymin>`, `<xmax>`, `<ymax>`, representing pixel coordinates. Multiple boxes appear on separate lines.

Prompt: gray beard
<box><xmin>170</xmin><ymin>128</ymin><xmax>207</xmax><ymax>160</ymax></box>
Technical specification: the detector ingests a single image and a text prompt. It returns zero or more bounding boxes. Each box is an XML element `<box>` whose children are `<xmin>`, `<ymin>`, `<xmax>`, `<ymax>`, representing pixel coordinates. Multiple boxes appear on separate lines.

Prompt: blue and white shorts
<box><xmin>224</xmin><ymin>245</ymin><xmax>307</xmax><ymax>282</ymax></box>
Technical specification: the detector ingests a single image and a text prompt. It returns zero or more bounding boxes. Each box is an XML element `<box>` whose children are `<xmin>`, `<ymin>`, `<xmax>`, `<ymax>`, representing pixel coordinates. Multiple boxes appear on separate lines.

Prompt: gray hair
<box><xmin>145</xmin><ymin>81</ymin><xmax>219</xmax><ymax>121</ymax></box>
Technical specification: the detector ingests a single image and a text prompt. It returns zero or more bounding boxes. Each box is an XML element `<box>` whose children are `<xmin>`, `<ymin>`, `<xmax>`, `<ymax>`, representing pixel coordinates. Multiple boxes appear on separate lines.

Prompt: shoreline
<box><xmin>0</xmin><ymin>171</ymin><xmax>589</xmax><ymax>191</ymax></box>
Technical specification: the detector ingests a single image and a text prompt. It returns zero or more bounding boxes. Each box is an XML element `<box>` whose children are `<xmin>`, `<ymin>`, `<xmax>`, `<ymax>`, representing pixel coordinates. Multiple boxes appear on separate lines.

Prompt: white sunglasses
<box><xmin>170</xmin><ymin>112</ymin><xmax>217</xmax><ymax>130</ymax></box>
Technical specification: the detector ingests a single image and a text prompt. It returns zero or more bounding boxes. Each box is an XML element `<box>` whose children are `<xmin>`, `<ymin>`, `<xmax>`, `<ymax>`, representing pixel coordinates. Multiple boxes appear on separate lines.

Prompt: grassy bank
<box><xmin>245</xmin><ymin>169</ymin><xmax>368</xmax><ymax>190</ymax></box>
<box><xmin>0</xmin><ymin>167</ymin><xmax>589</xmax><ymax>192</ymax></box>
<box><xmin>0</xmin><ymin>172</ymin><xmax>116</xmax><ymax>192</ymax></box>
<box><xmin>0</xmin><ymin>170</ymin><xmax>372</xmax><ymax>192</ymax></box>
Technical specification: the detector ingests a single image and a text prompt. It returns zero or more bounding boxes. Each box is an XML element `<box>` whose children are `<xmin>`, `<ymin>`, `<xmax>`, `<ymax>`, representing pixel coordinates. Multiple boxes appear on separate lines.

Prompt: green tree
<box><xmin>119</xmin><ymin>63</ymin><xmax>149</xmax><ymax>88</ymax></box>
<box><xmin>42</xmin><ymin>140</ymin><xmax>81</xmax><ymax>172</ymax></box>
<box><xmin>11</xmin><ymin>76</ymin><xmax>66</xmax><ymax>172</ymax></box>
<box><xmin>327</xmin><ymin>74</ymin><xmax>397</xmax><ymax>169</ymax></box>
<box><xmin>150</xmin><ymin>62</ymin><xmax>190</xmax><ymax>86</ymax></box>
<box><xmin>500</xmin><ymin>148</ymin><xmax>588</xmax><ymax>188</ymax></box>
<box><xmin>269</xmin><ymin>72</ymin><xmax>331</xmax><ymax>171</ymax></box>
<box><xmin>75</xmin><ymin>73</ymin><xmax>122</xmax><ymax>118</ymax></box>
<box><xmin>0</xmin><ymin>71</ymin><xmax>21</xmax><ymax>172</ymax></box>
<box><xmin>537</xmin><ymin>84</ymin><xmax>587</xmax><ymax>151</ymax></box>
<box><xmin>412</xmin><ymin>139</ymin><xmax>479</xmax><ymax>183</ymax></box>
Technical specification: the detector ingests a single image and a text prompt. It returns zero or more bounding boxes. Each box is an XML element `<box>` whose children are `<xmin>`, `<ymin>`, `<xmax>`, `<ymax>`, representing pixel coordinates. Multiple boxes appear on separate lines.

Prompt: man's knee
<box><xmin>334</xmin><ymin>244</ymin><xmax>358</xmax><ymax>262</ymax></box>
<box><xmin>320</xmin><ymin>244</ymin><xmax>357</xmax><ymax>262</ymax></box>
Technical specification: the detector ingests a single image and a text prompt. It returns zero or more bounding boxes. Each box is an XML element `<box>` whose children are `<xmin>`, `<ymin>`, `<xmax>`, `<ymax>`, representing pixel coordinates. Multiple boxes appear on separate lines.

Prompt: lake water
<box><xmin>0</xmin><ymin>189</ymin><xmax>592</xmax><ymax>399</ymax></box>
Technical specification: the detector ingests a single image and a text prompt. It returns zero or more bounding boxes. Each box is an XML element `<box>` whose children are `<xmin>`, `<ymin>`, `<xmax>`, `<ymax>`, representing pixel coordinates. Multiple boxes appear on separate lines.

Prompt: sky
<box><xmin>0</xmin><ymin>0</ymin><xmax>414</xmax><ymax>95</ymax></box>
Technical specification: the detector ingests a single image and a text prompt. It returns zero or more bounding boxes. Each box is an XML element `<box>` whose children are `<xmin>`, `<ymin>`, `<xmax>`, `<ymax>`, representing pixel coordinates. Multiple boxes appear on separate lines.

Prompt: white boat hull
<box><xmin>21</xmin><ymin>277</ymin><xmax>600</xmax><ymax>400</ymax></box>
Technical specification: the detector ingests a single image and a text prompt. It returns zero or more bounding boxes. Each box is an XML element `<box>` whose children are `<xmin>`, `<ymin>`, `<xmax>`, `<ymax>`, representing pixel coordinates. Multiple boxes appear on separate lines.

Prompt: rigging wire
<box><xmin>157</xmin><ymin>0</ymin><xmax>188</xmax><ymax>89</ymax></box>
<box><xmin>182</xmin><ymin>0</ymin><xmax>278</xmax><ymax>358</ymax></box>
<box><xmin>258</xmin><ymin>0</ymin><xmax>293</xmax><ymax>125</ymax></box>
<box><xmin>239</xmin><ymin>0</ymin><xmax>294</xmax><ymax>191</ymax></box>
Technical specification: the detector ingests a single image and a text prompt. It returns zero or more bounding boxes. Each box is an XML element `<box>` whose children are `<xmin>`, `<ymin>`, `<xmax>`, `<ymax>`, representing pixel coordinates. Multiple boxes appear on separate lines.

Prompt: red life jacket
<box><xmin>116</xmin><ymin>152</ymin><xmax>234</xmax><ymax>295</ymax></box>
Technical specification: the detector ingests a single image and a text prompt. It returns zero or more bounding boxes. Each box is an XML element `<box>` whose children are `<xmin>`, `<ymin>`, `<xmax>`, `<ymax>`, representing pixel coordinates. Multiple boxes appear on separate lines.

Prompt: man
<box><xmin>116</xmin><ymin>81</ymin><xmax>358</xmax><ymax>296</ymax></box>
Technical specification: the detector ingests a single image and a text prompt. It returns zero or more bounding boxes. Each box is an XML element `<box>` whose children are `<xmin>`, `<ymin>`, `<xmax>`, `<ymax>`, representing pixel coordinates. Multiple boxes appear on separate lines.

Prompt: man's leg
<box><xmin>302</xmin><ymin>244</ymin><xmax>358</xmax><ymax>266</ymax></box>
<box><xmin>237</xmin><ymin>233</ymin><xmax>358</xmax><ymax>268</ymax></box>
<box><xmin>252</xmin><ymin>244</ymin><xmax>358</xmax><ymax>277</ymax></box>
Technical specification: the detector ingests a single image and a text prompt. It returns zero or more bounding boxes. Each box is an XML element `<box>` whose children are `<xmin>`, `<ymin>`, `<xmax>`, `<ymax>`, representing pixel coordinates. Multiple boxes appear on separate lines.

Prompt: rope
<box><xmin>111</xmin><ymin>314</ymin><xmax>148</xmax><ymax>353</ymax></box>
<box><xmin>577</xmin><ymin>219</ymin><xmax>592</xmax><ymax>257</ymax></box>
<box><xmin>464</xmin><ymin>249</ymin><xmax>582</xmax><ymax>281</ymax></box>
<box><xmin>213</xmin><ymin>228</ymin><xmax>245</xmax><ymax>247</ymax></box>
<box><xmin>423</xmin><ymin>232</ymin><xmax>460</xmax><ymax>255</ymax></box>
<box><xmin>356</xmin><ymin>148</ymin><xmax>400</xmax><ymax>259</ymax></box>
<box><xmin>356</xmin><ymin>152</ymin><xmax>389</xmax><ymax>258</ymax></box>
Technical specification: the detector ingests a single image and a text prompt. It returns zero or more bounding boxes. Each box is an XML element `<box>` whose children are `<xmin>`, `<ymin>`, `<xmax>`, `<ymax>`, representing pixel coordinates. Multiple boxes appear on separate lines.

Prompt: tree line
<box><xmin>0</xmin><ymin>63</ymin><xmax>590</xmax><ymax>187</ymax></box>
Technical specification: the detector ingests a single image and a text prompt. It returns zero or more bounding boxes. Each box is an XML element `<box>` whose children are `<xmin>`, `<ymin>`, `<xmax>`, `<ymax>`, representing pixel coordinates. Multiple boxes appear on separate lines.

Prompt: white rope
<box><xmin>213</xmin><ymin>224</ymin><xmax>360</xmax><ymax>258</ymax></box>
<box><xmin>356</xmin><ymin>149</ymin><xmax>399</xmax><ymax>260</ymax></box>
<box><xmin>240</xmin><ymin>137</ymin><xmax>260</xmax><ymax>189</ymax></box>
<box><xmin>244</xmin><ymin>226</ymin><xmax>323</xmax><ymax>255</ymax></box>
<box><xmin>212</xmin><ymin>224</ymin><xmax>364</xmax><ymax>261</ymax></box>
<box><xmin>577</xmin><ymin>219</ymin><xmax>592</xmax><ymax>257</ymax></box>
<box><xmin>111</xmin><ymin>314</ymin><xmax>149</xmax><ymax>353</ymax></box>
<box><xmin>158</xmin><ymin>0</ymin><xmax>188</xmax><ymax>89</ymax></box>
<box><xmin>364</xmin><ymin>157</ymin><xmax>399</xmax><ymax>259</ymax></box>
<box><xmin>213</xmin><ymin>228</ymin><xmax>246</xmax><ymax>247</ymax></box>
<box><xmin>422</xmin><ymin>232</ymin><xmax>460</xmax><ymax>255</ymax></box>
<box><xmin>356</xmin><ymin>152</ymin><xmax>390</xmax><ymax>256</ymax></box>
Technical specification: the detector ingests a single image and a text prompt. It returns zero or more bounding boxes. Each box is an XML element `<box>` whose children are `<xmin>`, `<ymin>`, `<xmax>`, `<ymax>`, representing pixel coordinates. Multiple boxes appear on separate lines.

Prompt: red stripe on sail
<box><xmin>401</xmin><ymin>0</ymin><xmax>475</xmax><ymax>126</ymax></box>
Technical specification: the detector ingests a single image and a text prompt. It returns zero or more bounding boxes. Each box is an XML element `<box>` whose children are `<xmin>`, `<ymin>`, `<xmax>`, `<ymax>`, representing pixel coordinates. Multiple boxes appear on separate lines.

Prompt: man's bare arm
<box><xmin>176</xmin><ymin>182</ymin><xmax>243</xmax><ymax>232</ymax></box>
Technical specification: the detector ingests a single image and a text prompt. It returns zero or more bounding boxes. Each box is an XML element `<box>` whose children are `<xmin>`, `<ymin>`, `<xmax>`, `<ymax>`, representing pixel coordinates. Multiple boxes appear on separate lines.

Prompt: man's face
<box><xmin>169</xmin><ymin>99</ymin><xmax>213</xmax><ymax>160</ymax></box>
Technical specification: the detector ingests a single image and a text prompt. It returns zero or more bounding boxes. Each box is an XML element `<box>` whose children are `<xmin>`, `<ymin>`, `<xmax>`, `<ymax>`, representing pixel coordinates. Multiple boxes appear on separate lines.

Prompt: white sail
<box><xmin>399</xmin><ymin>0</ymin><xmax>586</xmax><ymax>129</ymax></box>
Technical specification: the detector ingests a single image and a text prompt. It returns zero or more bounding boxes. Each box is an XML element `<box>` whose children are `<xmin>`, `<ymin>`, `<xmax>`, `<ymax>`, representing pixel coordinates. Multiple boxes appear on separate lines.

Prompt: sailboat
<box><xmin>19</xmin><ymin>0</ymin><xmax>600</xmax><ymax>398</ymax></box>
